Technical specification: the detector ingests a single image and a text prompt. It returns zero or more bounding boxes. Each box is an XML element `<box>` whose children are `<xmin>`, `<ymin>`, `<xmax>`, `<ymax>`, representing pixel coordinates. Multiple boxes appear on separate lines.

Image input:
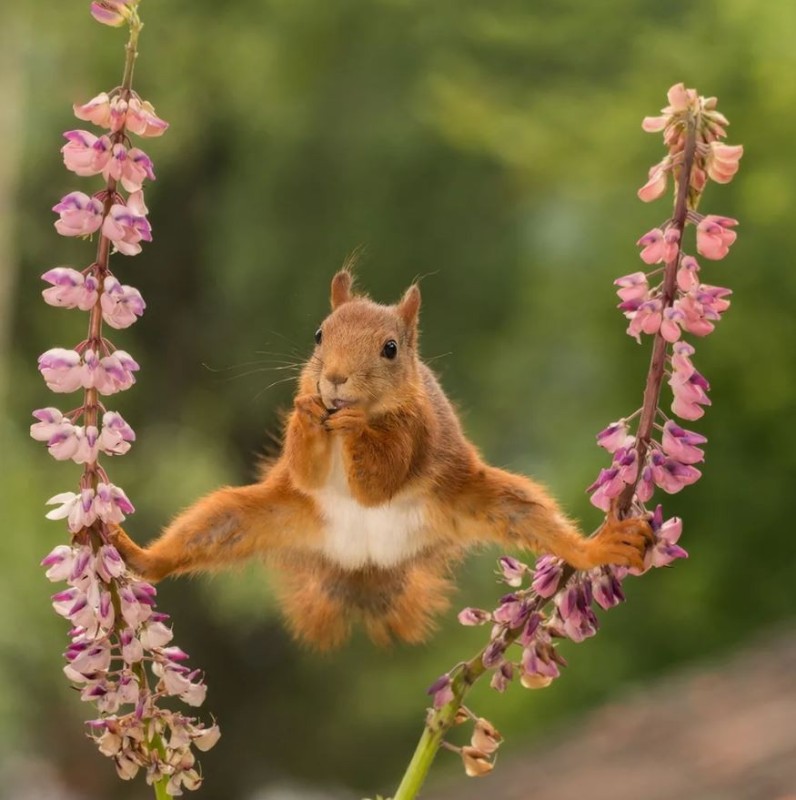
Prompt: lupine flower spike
<box><xmin>34</xmin><ymin>3</ymin><xmax>218</xmax><ymax>796</ymax></box>
<box><xmin>393</xmin><ymin>83</ymin><xmax>741</xmax><ymax>800</ymax></box>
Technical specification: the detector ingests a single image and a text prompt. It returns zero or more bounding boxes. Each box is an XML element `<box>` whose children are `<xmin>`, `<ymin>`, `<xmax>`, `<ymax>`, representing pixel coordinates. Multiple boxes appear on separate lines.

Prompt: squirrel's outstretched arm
<box><xmin>110</xmin><ymin>469</ymin><xmax>318</xmax><ymax>582</ymax></box>
<box><xmin>443</xmin><ymin>463</ymin><xmax>652</xmax><ymax>570</ymax></box>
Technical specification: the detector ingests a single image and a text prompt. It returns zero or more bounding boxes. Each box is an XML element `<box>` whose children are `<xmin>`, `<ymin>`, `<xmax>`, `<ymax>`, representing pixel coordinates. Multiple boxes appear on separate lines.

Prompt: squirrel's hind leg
<box><xmin>445</xmin><ymin>464</ymin><xmax>652</xmax><ymax>571</ymax></box>
<box><xmin>110</xmin><ymin>469</ymin><xmax>319</xmax><ymax>582</ymax></box>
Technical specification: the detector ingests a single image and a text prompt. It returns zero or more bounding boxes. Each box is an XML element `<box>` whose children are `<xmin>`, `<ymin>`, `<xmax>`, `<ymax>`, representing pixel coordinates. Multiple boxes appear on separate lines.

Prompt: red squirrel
<box><xmin>111</xmin><ymin>271</ymin><xmax>652</xmax><ymax>649</ymax></box>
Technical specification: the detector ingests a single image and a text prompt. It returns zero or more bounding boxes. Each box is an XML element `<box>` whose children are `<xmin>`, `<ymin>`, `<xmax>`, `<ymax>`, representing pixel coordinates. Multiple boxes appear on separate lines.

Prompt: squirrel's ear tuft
<box><xmin>330</xmin><ymin>270</ymin><xmax>353</xmax><ymax>309</ymax></box>
<box><xmin>398</xmin><ymin>284</ymin><xmax>421</xmax><ymax>331</ymax></box>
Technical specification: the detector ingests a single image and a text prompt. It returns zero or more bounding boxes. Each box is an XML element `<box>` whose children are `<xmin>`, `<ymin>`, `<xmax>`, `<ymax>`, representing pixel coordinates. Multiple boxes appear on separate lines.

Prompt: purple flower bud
<box><xmin>592</xmin><ymin>568</ymin><xmax>625</xmax><ymax>610</ymax></box>
<box><xmin>531</xmin><ymin>555</ymin><xmax>563</xmax><ymax>598</ymax></box>
<box><xmin>426</xmin><ymin>674</ymin><xmax>454</xmax><ymax>709</ymax></box>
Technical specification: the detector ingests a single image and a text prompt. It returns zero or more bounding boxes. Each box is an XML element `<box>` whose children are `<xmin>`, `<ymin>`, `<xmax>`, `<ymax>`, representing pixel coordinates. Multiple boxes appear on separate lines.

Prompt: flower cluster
<box><xmin>43</xmin><ymin>542</ymin><xmax>219</xmax><ymax>792</ymax></box>
<box><xmin>34</xmin><ymin>3</ymin><xmax>217</xmax><ymax>795</ymax></box>
<box><xmin>429</xmin><ymin>83</ymin><xmax>740</xmax><ymax>781</ymax></box>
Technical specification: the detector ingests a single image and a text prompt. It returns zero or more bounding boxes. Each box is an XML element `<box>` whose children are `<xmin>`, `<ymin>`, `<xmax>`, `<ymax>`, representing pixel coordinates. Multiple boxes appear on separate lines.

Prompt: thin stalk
<box><xmin>393</xmin><ymin>111</ymin><xmax>702</xmax><ymax>800</ymax></box>
<box><xmin>393</xmin><ymin>572</ymin><xmax>572</xmax><ymax>800</ymax></box>
<box><xmin>616</xmin><ymin>111</ymin><xmax>699</xmax><ymax>516</ymax></box>
<box><xmin>79</xmin><ymin>13</ymin><xmax>169</xmax><ymax>798</ymax></box>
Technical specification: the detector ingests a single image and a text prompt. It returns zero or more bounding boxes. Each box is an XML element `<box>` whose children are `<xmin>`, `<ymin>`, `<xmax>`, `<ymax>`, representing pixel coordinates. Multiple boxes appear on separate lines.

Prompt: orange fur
<box><xmin>110</xmin><ymin>270</ymin><xmax>652</xmax><ymax>649</ymax></box>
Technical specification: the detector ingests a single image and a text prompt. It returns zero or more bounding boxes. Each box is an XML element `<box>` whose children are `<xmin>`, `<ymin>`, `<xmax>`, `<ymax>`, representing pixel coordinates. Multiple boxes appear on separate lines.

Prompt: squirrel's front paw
<box><xmin>324</xmin><ymin>407</ymin><xmax>367</xmax><ymax>434</ymax></box>
<box><xmin>107</xmin><ymin>524</ymin><xmax>152</xmax><ymax>579</ymax></box>
<box><xmin>295</xmin><ymin>394</ymin><xmax>329</xmax><ymax>427</ymax></box>
<box><xmin>584</xmin><ymin>516</ymin><xmax>654</xmax><ymax>571</ymax></box>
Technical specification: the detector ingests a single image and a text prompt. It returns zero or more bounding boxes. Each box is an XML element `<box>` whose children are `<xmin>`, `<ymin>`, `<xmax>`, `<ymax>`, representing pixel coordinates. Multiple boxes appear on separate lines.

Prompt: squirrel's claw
<box><xmin>324</xmin><ymin>406</ymin><xmax>367</xmax><ymax>434</ymax></box>
<box><xmin>584</xmin><ymin>516</ymin><xmax>653</xmax><ymax>571</ymax></box>
<box><xmin>294</xmin><ymin>394</ymin><xmax>329</xmax><ymax>427</ymax></box>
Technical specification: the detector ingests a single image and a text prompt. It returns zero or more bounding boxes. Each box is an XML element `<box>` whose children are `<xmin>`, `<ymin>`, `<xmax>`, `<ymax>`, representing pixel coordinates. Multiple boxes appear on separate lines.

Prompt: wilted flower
<box><xmin>471</xmin><ymin>718</ymin><xmax>502</xmax><ymax>755</ymax></box>
<box><xmin>460</xmin><ymin>746</ymin><xmax>494</xmax><ymax>777</ymax></box>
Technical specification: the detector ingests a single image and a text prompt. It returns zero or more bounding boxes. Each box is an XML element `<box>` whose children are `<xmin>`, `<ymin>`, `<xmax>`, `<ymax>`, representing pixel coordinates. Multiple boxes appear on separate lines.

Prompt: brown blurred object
<box><xmin>432</xmin><ymin>628</ymin><xmax>796</xmax><ymax>800</ymax></box>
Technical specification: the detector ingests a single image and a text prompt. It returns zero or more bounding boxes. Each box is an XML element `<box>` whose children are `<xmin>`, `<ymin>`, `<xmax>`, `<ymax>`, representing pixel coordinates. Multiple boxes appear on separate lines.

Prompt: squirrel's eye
<box><xmin>314</xmin><ymin>328</ymin><xmax>323</xmax><ymax>345</ymax></box>
<box><xmin>381</xmin><ymin>340</ymin><xmax>398</xmax><ymax>360</ymax></box>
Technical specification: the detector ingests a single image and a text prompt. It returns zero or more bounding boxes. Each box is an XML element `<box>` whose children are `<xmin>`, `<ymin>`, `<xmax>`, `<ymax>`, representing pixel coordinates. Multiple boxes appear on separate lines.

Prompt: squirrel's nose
<box><xmin>325</xmin><ymin>372</ymin><xmax>348</xmax><ymax>387</ymax></box>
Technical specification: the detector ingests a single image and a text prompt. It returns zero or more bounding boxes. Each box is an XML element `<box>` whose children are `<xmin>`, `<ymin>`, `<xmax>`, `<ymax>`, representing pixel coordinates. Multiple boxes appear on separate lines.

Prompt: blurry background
<box><xmin>1</xmin><ymin>0</ymin><xmax>795</xmax><ymax>798</ymax></box>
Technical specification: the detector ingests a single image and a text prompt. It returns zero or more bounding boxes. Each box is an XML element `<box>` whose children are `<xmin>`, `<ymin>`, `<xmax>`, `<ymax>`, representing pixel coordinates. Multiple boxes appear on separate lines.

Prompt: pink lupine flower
<box><xmin>706</xmin><ymin>142</ymin><xmax>743</xmax><ymax>184</ymax></box>
<box><xmin>99</xmin><ymin>144</ymin><xmax>156</xmax><ymax>192</ymax></box>
<box><xmin>139</xmin><ymin>620</ymin><xmax>174</xmax><ymax>649</ymax></box>
<box><xmin>94</xmin><ymin>481</ymin><xmax>135</xmax><ymax>524</ymax></box>
<box><xmin>100</xmin><ymin>277</ymin><xmax>145</xmax><ymax>329</ymax></box>
<box><xmin>458</xmin><ymin>607</ymin><xmax>492</xmax><ymax>626</ymax></box>
<box><xmin>90</xmin><ymin>0</ymin><xmax>134</xmax><ymax>27</ymax></box>
<box><xmin>531</xmin><ymin>555</ymin><xmax>562</xmax><ymax>597</ymax></box>
<box><xmin>596</xmin><ymin>419</ymin><xmax>630</xmax><ymax>452</ymax></box>
<box><xmin>100</xmin><ymin>350</ymin><xmax>140</xmax><ymax>393</ymax></box>
<box><xmin>637</xmin><ymin>226</ymin><xmax>680</xmax><ymax>265</ymax></box>
<box><xmin>660</xmin><ymin>306</ymin><xmax>685</xmax><ymax>342</ymax></box>
<box><xmin>670</xmin><ymin>359</ymin><xmax>711</xmax><ymax>421</ymax></box>
<box><xmin>588</xmin><ymin>466</ymin><xmax>623</xmax><ymax>510</ymax></box>
<box><xmin>109</xmin><ymin>95</ymin><xmax>129</xmax><ymax>133</ymax></box>
<box><xmin>62</xmin><ymin>130</ymin><xmax>111</xmax><ymax>176</ymax></box>
<box><xmin>46</xmin><ymin>488</ymin><xmax>97</xmax><ymax>533</ymax></box>
<box><xmin>102</xmin><ymin>191</ymin><xmax>152</xmax><ymax>256</ymax></box>
<box><xmin>98</xmin><ymin>410</ymin><xmax>136</xmax><ymax>455</ymax></box>
<box><xmin>125</xmin><ymin>96</ymin><xmax>169</xmax><ymax>137</ymax></box>
<box><xmin>626</xmin><ymin>298</ymin><xmax>663</xmax><ymax>342</ymax></box>
<box><xmin>554</xmin><ymin>584</ymin><xmax>599</xmax><ymax>643</ymax></box>
<box><xmin>38</xmin><ymin>348</ymin><xmax>84</xmax><ymax>393</ymax></box>
<box><xmin>497</xmin><ymin>556</ymin><xmax>526</xmax><ymax>587</ymax></box>
<box><xmin>41</xmin><ymin>544</ymin><xmax>76</xmax><ymax>582</ymax></box>
<box><xmin>614</xmin><ymin>271</ymin><xmax>649</xmax><ymax>303</ymax></box>
<box><xmin>30</xmin><ymin>407</ymin><xmax>69</xmax><ymax>443</ymax></box>
<box><xmin>118</xmin><ymin>147</ymin><xmax>155</xmax><ymax>192</ymax></box>
<box><xmin>636</xmin><ymin>228</ymin><xmax>666</xmax><ymax>264</ymax></box>
<box><xmin>635</xmin><ymin>464</ymin><xmax>655</xmax><ymax>503</ymax></box>
<box><xmin>670</xmin><ymin>341</ymin><xmax>696</xmax><ymax>379</ymax></box>
<box><xmin>676</xmin><ymin>255</ymin><xmax>700</xmax><ymax>292</ymax></box>
<box><xmin>649</xmin><ymin>451</ymin><xmax>701</xmax><ymax>493</ymax></box>
<box><xmin>637</xmin><ymin>161</ymin><xmax>669</xmax><ymax>202</ymax></box>
<box><xmin>675</xmin><ymin>293</ymin><xmax>716</xmax><ymax>336</ymax></box>
<box><xmin>492</xmin><ymin>594</ymin><xmax>531</xmax><ymax>628</ymax></box>
<box><xmin>696</xmin><ymin>215</ymin><xmax>738</xmax><ymax>260</ymax></box>
<box><xmin>661</xmin><ymin>421</ymin><xmax>706</xmax><ymax>464</ymax></box>
<box><xmin>520</xmin><ymin>639</ymin><xmax>560</xmax><ymax>688</ymax></box>
<box><xmin>591</xmin><ymin>568</ymin><xmax>625</xmax><ymax>610</ymax></box>
<box><xmin>73</xmin><ymin>92</ymin><xmax>113</xmax><ymax>128</ymax></box>
<box><xmin>44</xmin><ymin>423</ymin><xmax>99</xmax><ymax>464</ymax></box>
<box><xmin>42</xmin><ymin>267</ymin><xmax>99</xmax><ymax>311</ymax></box>
<box><xmin>648</xmin><ymin>515</ymin><xmax>688</xmax><ymax>568</ymax></box>
<box><xmin>53</xmin><ymin>191</ymin><xmax>104</xmax><ymax>237</ymax></box>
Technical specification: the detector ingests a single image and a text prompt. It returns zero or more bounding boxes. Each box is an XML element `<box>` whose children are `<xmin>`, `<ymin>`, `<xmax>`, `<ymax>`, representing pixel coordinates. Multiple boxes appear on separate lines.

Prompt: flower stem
<box><xmin>617</xmin><ymin>110</ymin><xmax>699</xmax><ymax>516</ymax></box>
<box><xmin>392</xmin><ymin>574</ymin><xmax>572</xmax><ymax>799</ymax></box>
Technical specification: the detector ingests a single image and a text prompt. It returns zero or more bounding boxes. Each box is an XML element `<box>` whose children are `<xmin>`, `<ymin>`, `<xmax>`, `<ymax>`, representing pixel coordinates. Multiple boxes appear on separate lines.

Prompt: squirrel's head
<box><xmin>302</xmin><ymin>270</ymin><xmax>422</xmax><ymax>415</ymax></box>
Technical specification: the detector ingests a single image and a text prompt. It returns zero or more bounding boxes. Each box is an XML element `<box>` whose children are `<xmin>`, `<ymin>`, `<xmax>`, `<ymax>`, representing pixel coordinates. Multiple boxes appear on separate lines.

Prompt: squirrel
<box><xmin>111</xmin><ymin>270</ymin><xmax>652</xmax><ymax>650</ymax></box>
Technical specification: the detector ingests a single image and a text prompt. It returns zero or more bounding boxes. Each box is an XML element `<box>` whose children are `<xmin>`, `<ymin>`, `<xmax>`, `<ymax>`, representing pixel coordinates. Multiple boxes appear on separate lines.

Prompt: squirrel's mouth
<box><xmin>327</xmin><ymin>398</ymin><xmax>357</xmax><ymax>412</ymax></box>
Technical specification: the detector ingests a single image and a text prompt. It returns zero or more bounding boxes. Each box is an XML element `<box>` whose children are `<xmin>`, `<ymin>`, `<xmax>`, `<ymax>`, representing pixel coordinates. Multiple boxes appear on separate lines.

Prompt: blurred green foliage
<box><xmin>1</xmin><ymin>0</ymin><xmax>795</xmax><ymax>797</ymax></box>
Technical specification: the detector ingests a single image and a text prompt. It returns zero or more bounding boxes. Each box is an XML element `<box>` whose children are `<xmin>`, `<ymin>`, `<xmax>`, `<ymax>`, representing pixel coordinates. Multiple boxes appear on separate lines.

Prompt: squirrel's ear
<box><xmin>398</xmin><ymin>284</ymin><xmax>421</xmax><ymax>331</ymax></box>
<box><xmin>330</xmin><ymin>270</ymin><xmax>353</xmax><ymax>309</ymax></box>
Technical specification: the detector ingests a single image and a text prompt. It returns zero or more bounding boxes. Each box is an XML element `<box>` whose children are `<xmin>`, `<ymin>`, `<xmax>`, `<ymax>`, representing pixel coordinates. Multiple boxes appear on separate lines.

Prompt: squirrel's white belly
<box><xmin>309</xmin><ymin>441</ymin><xmax>428</xmax><ymax>569</ymax></box>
